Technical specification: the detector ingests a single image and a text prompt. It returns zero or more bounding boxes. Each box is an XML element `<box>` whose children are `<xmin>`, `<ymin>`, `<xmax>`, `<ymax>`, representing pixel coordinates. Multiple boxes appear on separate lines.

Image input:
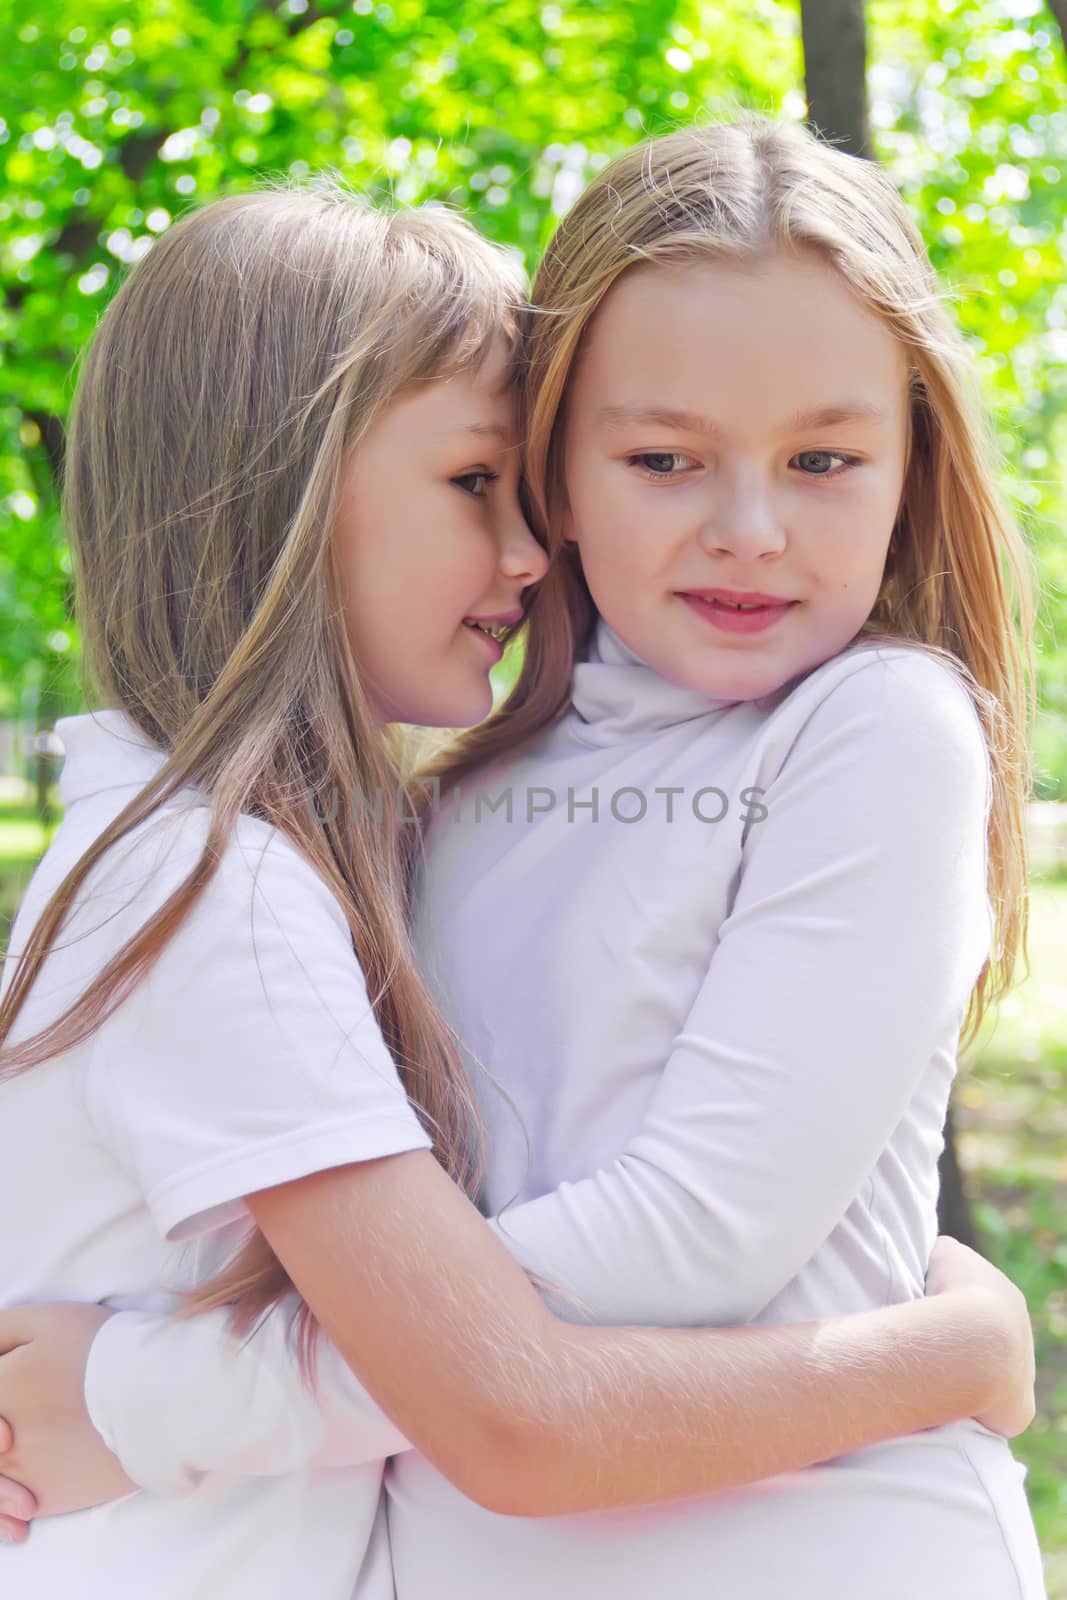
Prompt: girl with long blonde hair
<box><xmin>0</xmin><ymin>143</ymin><xmax>1043</xmax><ymax>1596</ymax></box>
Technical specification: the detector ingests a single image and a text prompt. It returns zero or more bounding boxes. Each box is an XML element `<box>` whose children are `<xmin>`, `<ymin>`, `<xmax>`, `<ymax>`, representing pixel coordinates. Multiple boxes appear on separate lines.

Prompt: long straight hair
<box><xmin>0</xmin><ymin>186</ymin><xmax>525</xmax><ymax>1342</ymax></box>
<box><xmin>434</xmin><ymin>115</ymin><xmax>1034</xmax><ymax>1042</ymax></box>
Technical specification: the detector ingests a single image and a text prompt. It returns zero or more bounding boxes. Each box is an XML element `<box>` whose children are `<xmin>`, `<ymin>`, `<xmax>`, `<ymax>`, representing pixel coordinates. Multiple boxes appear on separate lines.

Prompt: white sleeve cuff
<box><xmin>84</xmin><ymin>1303</ymin><xmax>412</xmax><ymax>1495</ymax></box>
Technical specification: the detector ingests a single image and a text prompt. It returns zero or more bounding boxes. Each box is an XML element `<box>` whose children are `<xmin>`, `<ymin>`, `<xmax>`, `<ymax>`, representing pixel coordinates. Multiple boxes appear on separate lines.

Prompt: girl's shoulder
<box><xmin>750</xmin><ymin>639</ymin><xmax>991</xmax><ymax>803</ymax></box>
<box><xmin>194</xmin><ymin>808</ymin><xmax>347</xmax><ymax>929</ymax></box>
<box><xmin>50</xmin><ymin>710</ymin><xmax>347</xmax><ymax>943</ymax></box>
<box><xmin>42</xmin><ymin>797</ymin><xmax>350</xmax><ymax>982</ymax></box>
<box><xmin>771</xmin><ymin>638</ymin><xmax>985</xmax><ymax>748</ymax></box>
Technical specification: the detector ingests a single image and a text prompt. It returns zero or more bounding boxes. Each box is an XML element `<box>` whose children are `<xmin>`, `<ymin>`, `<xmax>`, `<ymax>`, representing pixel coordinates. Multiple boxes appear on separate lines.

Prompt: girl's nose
<box><xmin>696</xmin><ymin>472</ymin><xmax>788</xmax><ymax>562</ymax></box>
<box><xmin>500</xmin><ymin>508</ymin><xmax>549</xmax><ymax>587</ymax></box>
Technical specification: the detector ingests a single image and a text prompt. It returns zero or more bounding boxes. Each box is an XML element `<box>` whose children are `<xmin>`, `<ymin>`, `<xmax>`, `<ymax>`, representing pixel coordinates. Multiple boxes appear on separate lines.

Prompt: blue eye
<box><xmin>453</xmin><ymin>471</ymin><xmax>500</xmax><ymax>497</ymax></box>
<box><xmin>794</xmin><ymin>451</ymin><xmax>858</xmax><ymax>477</ymax></box>
<box><xmin>628</xmin><ymin>452</ymin><xmax>695</xmax><ymax>479</ymax></box>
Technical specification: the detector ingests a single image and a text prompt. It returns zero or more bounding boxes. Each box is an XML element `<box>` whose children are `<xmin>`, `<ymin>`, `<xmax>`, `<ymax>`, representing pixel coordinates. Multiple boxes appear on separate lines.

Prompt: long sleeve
<box><xmin>486</xmin><ymin>651</ymin><xmax>992</xmax><ymax>1327</ymax></box>
<box><xmin>84</xmin><ymin>1295</ymin><xmax>412</xmax><ymax>1495</ymax></box>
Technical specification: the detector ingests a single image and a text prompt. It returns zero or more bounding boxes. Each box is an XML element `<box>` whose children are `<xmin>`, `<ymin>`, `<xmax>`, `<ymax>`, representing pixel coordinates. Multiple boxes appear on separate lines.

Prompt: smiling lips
<box><xmin>462</xmin><ymin>608</ymin><xmax>523</xmax><ymax>641</ymax></box>
<box><xmin>462</xmin><ymin>608</ymin><xmax>523</xmax><ymax>660</ymax></box>
<box><xmin>679</xmin><ymin>588</ymin><xmax>797</xmax><ymax>636</ymax></box>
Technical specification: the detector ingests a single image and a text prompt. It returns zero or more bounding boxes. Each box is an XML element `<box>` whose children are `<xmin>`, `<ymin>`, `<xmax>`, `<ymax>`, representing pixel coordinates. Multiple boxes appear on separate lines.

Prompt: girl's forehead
<box><xmin>590</xmin><ymin>252</ymin><xmax>879</xmax><ymax>336</ymax></box>
<box><xmin>368</xmin><ymin>356</ymin><xmax>519</xmax><ymax>450</ymax></box>
<box><xmin>570</xmin><ymin>257</ymin><xmax>908</xmax><ymax>420</ymax></box>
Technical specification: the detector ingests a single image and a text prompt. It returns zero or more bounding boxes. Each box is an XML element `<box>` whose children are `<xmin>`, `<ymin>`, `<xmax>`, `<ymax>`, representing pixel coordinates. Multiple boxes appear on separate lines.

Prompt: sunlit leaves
<box><xmin>1</xmin><ymin>0</ymin><xmax>1065</xmax><ymax>785</ymax></box>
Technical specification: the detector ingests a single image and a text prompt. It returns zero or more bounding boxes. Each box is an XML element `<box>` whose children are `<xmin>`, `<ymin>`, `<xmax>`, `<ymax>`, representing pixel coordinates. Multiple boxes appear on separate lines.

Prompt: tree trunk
<box><xmin>799</xmin><ymin>0</ymin><xmax>872</xmax><ymax>158</ymax></box>
<box><xmin>937</xmin><ymin>1098</ymin><xmax>977</xmax><ymax>1248</ymax></box>
<box><xmin>1045</xmin><ymin>0</ymin><xmax>1067</xmax><ymax>55</ymax></box>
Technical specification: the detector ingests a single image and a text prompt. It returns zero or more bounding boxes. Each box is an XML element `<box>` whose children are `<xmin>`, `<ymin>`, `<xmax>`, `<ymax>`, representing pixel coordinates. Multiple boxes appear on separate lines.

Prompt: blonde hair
<box><xmin>0</xmin><ymin>184</ymin><xmax>525</xmax><ymax>1346</ymax></box>
<box><xmin>435</xmin><ymin>114</ymin><xmax>1034</xmax><ymax>1041</ymax></box>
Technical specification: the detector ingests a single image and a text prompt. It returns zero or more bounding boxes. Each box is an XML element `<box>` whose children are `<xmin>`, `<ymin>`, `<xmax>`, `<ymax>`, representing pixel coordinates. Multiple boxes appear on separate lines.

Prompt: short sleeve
<box><xmin>86</xmin><ymin>812</ymin><xmax>432</xmax><ymax>1240</ymax></box>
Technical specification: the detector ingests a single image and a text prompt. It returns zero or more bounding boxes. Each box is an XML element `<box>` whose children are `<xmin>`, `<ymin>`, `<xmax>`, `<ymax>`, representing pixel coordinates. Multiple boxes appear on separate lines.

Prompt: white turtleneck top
<box><xmin>79</xmin><ymin>626</ymin><xmax>1047</xmax><ymax>1598</ymax></box>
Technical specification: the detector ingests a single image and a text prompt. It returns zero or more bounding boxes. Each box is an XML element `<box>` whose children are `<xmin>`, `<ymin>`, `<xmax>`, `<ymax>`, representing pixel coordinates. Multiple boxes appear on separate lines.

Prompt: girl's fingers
<box><xmin>0</xmin><ymin>1474</ymin><xmax>37</xmax><ymax>1520</ymax></box>
<box><xmin>0</xmin><ymin>1418</ymin><xmax>11</xmax><ymax>1453</ymax></box>
<box><xmin>0</xmin><ymin>1512</ymin><xmax>30</xmax><ymax>1544</ymax></box>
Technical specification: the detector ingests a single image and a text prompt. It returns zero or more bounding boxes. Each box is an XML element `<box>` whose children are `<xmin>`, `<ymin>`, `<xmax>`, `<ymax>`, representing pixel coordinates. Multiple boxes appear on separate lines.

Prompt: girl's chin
<box><xmin>377</xmin><ymin>686</ymin><xmax>493</xmax><ymax>731</ymax></box>
<box><xmin>374</xmin><ymin>649</ymin><xmax>496</xmax><ymax>729</ymax></box>
<box><xmin>426</xmin><ymin>674</ymin><xmax>496</xmax><ymax>731</ymax></box>
<box><xmin>453</xmin><ymin>684</ymin><xmax>496</xmax><ymax>728</ymax></box>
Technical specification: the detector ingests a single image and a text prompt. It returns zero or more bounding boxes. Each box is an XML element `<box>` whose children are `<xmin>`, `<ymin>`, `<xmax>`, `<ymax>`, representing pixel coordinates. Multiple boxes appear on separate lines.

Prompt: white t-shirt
<box><xmin>76</xmin><ymin>638</ymin><xmax>1048</xmax><ymax>1597</ymax></box>
<box><xmin>0</xmin><ymin>709</ymin><xmax>429</xmax><ymax>1600</ymax></box>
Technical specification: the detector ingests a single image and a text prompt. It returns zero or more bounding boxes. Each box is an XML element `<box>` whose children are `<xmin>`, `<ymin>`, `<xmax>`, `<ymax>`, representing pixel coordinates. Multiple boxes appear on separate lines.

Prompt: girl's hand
<box><xmin>924</xmin><ymin>1234</ymin><xmax>1036</xmax><ymax>1438</ymax></box>
<box><xmin>0</xmin><ymin>1303</ymin><xmax>139</xmax><ymax>1542</ymax></box>
<box><xmin>0</xmin><ymin>1425</ymin><xmax>35</xmax><ymax>1546</ymax></box>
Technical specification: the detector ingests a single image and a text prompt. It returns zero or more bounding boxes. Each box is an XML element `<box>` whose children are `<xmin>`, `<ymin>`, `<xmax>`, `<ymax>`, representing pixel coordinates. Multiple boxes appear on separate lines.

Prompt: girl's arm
<box><xmin>239</xmin><ymin>1154</ymin><xmax>1029</xmax><ymax>1520</ymax></box>
<box><xmin>0</xmin><ymin>1190</ymin><xmax>1032</xmax><ymax>1531</ymax></box>
<box><xmin>481</xmin><ymin>651</ymin><xmax>995</xmax><ymax>1327</ymax></box>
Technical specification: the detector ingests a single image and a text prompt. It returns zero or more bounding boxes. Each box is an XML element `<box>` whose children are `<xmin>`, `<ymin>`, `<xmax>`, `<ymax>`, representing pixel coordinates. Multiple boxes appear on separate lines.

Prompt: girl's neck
<box><xmin>568</xmin><ymin>618</ymin><xmax>739</xmax><ymax>746</ymax></box>
<box><xmin>569</xmin><ymin>615</ymin><xmax>870</xmax><ymax>747</ymax></box>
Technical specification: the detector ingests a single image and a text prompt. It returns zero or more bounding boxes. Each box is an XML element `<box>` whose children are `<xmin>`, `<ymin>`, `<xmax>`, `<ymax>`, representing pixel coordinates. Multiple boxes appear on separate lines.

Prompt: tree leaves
<box><xmin>2</xmin><ymin>0</ymin><xmax>1064</xmax><ymax>786</ymax></box>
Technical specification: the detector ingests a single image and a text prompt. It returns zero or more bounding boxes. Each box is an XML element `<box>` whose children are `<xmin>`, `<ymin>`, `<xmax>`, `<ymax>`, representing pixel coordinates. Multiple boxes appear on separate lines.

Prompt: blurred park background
<box><xmin>1</xmin><ymin>0</ymin><xmax>1065</xmax><ymax>1585</ymax></box>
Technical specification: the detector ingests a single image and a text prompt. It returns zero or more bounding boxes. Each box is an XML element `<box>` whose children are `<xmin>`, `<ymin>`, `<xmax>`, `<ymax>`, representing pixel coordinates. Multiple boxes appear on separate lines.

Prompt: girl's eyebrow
<box><xmin>451</xmin><ymin>421</ymin><xmax>513</xmax><ymax>440</ymax></box>
<box><xmin>597</xmin><ymin>401</ymin><xmax>890</xmax><ymax>437</ymax></box>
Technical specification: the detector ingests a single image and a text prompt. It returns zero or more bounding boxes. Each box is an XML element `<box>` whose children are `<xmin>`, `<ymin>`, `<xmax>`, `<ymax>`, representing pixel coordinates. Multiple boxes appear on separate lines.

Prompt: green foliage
<box><xmin>964</xmin><ymin>870</ymin><xmax>1067</xmax><ymax>1585</ymax></box>
<box><xmin>1</xmin><ymin>0</ymin><xmax>1065</xmax><ymax>778</ymax></box>
<box><xmin>869</xmin><ymin>0</ymin><xmax>1067</xmax><ymax>794</ymax></box>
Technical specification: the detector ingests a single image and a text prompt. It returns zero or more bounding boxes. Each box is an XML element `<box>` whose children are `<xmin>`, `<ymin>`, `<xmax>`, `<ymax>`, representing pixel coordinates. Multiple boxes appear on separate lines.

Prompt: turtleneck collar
<box><xmin>568</xmin><ymin>618</ymin><xmax>738</xmax><ymax>747</ymax></box>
